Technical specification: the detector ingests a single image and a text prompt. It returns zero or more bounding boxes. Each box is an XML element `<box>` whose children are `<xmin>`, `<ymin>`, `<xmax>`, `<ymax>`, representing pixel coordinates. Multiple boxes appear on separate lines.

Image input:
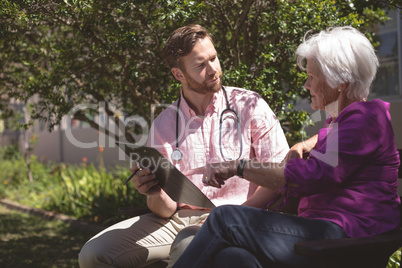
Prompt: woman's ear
<box><xmin>171</xmin><ymin>67</ymin><xmax>185</xmax><ymax>82</ymax></box>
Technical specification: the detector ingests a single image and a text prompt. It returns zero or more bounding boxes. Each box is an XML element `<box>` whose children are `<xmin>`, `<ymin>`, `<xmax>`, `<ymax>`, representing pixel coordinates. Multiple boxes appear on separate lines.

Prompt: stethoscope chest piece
<box><xmin>171</xmin><ymin>148</ymin><xmax>183</xmax><ymax>162</ymax></box>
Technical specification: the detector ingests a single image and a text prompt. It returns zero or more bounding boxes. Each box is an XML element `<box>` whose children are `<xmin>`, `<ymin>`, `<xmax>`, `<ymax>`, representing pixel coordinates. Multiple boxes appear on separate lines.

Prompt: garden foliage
<box><xmin>0</xmin><ymin>0</ymin><xmax>398</xmax><ymax>145</ymax></box>
<box><xmin>0</xmin><ymin>145</ymin><xmax>146</xmax><ymax>224</ymax></box>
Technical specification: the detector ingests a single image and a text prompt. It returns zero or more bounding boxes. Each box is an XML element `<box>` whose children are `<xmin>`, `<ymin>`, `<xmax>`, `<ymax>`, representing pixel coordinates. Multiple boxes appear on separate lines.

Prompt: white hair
<box><xmin>295</xmin><ymin>26</ymin><xmax>379</xmax><ymax>100</ymax></box>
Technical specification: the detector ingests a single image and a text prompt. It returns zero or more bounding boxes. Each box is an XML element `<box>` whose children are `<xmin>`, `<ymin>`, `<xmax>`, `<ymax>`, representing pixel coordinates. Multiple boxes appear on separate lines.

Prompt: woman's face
<box><xmin>304</xmin><ymin>59</ymin><xmax>339</xmax><ymax>111</ymax></box>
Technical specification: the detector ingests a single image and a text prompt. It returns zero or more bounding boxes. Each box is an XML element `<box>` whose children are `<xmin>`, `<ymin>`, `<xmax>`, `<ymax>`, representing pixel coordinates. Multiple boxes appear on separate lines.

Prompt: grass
<box><xmin>0</xmin><ymin>204</ymin><xmax>98</xmax><ymax>268</ymax></box>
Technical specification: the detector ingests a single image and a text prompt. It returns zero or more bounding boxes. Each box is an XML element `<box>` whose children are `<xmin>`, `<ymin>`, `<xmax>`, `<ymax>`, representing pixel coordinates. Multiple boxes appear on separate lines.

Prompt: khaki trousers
<box><xmin>78</xmin><ymin>209</ymin><xmax>209</xmax><ymax>268</ymax></box>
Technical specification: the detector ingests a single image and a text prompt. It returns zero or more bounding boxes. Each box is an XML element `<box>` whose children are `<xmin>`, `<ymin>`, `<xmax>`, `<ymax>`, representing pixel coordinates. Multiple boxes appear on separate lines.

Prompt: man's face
<box><xmin>179</xmin><ymin>37</ymin><xmax>222</xmax><ymax>94</ymax></box>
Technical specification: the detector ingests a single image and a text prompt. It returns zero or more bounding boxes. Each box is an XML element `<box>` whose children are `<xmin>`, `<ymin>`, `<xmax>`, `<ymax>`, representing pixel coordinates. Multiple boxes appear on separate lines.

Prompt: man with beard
<box><xmin>79</xmin><ymin>24</ymin><xmax>289</xmax><ymax>268</ymax></box>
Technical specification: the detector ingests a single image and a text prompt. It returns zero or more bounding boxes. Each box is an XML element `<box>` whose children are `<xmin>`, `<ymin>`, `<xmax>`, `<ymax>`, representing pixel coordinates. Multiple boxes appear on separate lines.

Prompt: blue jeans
<box><xmin>173</xmin><ymin>205</ymin><xmax>347</xmax><ymax>268</ymax></box>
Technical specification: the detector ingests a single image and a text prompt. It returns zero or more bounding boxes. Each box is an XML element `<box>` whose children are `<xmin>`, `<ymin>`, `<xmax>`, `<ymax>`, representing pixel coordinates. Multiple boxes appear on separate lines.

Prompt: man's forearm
<box><xmin>147</xmin><ymin>191</ymin><xmax>177</xmax><ymax>218</ymax></box>
<box><xmin>302</xmin><ymin>134</ymin><xmax>318</xmax><ymax>153</ymax></box>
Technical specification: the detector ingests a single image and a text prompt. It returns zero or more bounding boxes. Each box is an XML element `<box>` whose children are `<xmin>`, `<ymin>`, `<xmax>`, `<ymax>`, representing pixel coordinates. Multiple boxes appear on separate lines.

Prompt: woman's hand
<box><xmin>284</xmin><ymin>134</ymin><xmax>318</xmax><ymax>162</ymax></box>
<box><xmin>202</xmin><ymin>160</ymin><xmax>238</xmax><ymax>188</ymax></box>
<box><xmin>284</xmin><ymin>142</ymin><xmax>305</xmax><ymax>162</ymax></box>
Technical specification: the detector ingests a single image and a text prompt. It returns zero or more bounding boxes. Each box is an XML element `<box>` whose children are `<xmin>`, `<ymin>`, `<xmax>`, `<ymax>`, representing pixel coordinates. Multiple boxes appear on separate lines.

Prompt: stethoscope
<box><xmin>171</xmin><ymin>86</ymin><xmax>243</xmax><ymax>162</ymax></box>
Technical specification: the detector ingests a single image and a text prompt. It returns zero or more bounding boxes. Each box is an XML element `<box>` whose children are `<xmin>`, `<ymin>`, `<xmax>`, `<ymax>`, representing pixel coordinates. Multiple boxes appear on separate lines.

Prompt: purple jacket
<box><xmin>285</xmin><ymin>99</ymin><xmax>400</xmax><ymax>238</ymax></box>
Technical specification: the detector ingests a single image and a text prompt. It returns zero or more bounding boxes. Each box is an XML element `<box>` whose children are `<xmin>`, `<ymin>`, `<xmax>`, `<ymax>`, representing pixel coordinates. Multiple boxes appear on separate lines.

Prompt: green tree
<box><xmin>0</xmin><ymin>0</ymin><xmax>399</xmax><ymax>145</ymax></box>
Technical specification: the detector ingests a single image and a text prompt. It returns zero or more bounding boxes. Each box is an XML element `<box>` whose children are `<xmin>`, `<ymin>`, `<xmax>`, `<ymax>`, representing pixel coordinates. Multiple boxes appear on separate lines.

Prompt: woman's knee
<box><xmin>212</xmin><ymin>247</ymin><xmax>263</xmax><ymax>268</ymax></box>
<box><xmin>207</xmin><ymin>205</ymin><xmax>238</xmax><ymax>222</ymax></box>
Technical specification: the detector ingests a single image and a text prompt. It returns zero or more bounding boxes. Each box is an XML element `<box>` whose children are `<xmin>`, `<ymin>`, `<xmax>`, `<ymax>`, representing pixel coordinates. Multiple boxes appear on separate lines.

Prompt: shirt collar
<box><xmin>179</xmin><ymin>87</ymin><xmax>224</xmax><ymax>118</ymax></box>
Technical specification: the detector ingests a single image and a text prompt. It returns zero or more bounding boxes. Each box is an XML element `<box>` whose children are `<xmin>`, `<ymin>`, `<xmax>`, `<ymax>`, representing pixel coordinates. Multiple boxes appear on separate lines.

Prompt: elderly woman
<box><xmin>173</xmin><ymin>26</ymin><xmax>400</xmax><ymax>268</ymax></box>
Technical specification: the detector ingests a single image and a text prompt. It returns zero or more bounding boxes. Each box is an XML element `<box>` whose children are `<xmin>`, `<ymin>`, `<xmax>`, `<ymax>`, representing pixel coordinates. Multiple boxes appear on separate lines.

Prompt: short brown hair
<box><xmin>162</xmin><ymin>24</ymin><xmax>213</xmax><ymax>69</ymax></box>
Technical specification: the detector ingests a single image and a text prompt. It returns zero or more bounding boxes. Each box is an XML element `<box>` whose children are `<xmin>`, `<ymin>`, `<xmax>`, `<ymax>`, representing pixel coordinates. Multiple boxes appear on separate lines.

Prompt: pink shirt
<box><xmin>147</xmin><ymin>86</ymin><xmax>289</xmax><ymax>207</ymax></box>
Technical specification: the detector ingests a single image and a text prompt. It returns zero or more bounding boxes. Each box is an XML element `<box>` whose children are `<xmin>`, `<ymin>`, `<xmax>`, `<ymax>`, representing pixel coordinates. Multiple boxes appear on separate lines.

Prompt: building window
<box><xmin>370</xmin><ymin>9</ymin><xmax>402</xmax><ymax>98</ymax></box>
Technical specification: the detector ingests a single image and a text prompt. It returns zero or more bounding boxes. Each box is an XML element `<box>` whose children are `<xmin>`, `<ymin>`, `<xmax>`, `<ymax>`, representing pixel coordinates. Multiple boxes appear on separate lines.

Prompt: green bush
<box><xmin>0</xmin><ymin>145</ymin><xmax>146</xmax><ymax>225</ymax></box>
<box><xmin>0</xmin><ymin>146</ymin><xmax>27</xmax><ymax>188</ymax></box>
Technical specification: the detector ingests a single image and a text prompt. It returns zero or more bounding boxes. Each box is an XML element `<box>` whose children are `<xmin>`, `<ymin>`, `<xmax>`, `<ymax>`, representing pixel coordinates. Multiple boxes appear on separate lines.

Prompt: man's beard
<box><xmin>183</xmin><ymin>70</ymin><xmax>223</xmax><ymax>94</ymax></box>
